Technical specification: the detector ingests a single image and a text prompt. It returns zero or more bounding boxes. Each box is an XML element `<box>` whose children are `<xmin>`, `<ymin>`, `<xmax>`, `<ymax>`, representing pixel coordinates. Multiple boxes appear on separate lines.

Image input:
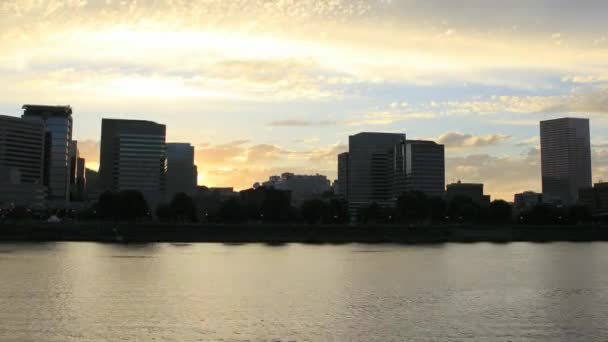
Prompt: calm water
<box><xmin>0</xmin><ymin>242</ymin><xmax>607</xmax><ymax>341</ymax></box>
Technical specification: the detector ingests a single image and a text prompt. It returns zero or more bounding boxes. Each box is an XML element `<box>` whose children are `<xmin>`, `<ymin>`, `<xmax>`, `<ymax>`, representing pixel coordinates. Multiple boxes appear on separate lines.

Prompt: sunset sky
<box><xmin>2</xmin><ymin>0</ymin><xmax>608</xmax><ymax>200</ymax></box>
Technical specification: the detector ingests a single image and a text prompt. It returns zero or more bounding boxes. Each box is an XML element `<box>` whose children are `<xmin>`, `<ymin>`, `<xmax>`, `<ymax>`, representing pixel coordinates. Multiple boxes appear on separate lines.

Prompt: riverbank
<box><xmin>1</xmin><ymin>222</ymin><xmax>607</xmax><ymax>243</ymax></box>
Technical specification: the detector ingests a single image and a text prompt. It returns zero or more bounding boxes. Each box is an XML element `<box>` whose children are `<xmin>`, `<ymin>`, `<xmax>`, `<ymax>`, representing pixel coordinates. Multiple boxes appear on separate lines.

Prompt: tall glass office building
<box><xmin>99</xmin><ymin>119</ymin><xmax>166</xmax><ymax>207</ymax></box>
<box><xmin>22</xmin><ymin>105</ymin><xmax>73</xmax><ymax>203</ymax></box>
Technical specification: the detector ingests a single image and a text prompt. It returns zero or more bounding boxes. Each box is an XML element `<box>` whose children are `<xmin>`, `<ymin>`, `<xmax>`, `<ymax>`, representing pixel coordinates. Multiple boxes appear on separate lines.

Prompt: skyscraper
<box><xmin>346</xmin><ymin>132</ymin><xmax>406</xmax><ymax>218</ymax></box>
<box><xmin>540</xmin><ymin>117</ymin><xmax>592</xmax><ymax>205</ymax></box>
<box><xmin>68</xmin><ymin>141</ymin><xmax>86</xmax><ymax>201</ymax></box>
<box><xmin>22</xmin><ymin>105</ymin><xmax>73</xmax><ymax>203</ymax></box>
<box><xmin>166</xmin><ymin>143</ymin><xmax>197</xmax><ymax>199</ymax></box>
<box><xmin>336</xmin><ymin>152</ymin><xmax>349</xmax><ymax>199</ymax></box>
<box><xmin>99</xmin><ymin>119</ymin><xmax>166</xmax><ymax>206</ymax></box>
<box><xmin>0</xmin><ymin>115</ymin><xmax>45</xmax><ymax>184</ymax></box>
<box><xmin>406</xmin><ymin>140</ymin><xmax>445</xmax><ymax>198</ymax></box>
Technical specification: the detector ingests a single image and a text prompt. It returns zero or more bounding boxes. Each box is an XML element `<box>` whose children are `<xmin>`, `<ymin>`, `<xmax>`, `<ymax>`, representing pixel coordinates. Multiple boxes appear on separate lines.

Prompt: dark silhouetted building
<box><xmin>336</xmin><ymin>152</ymin><xmax>349</xmax><ymax>199</ymax></box>
<box><xmin>346</xmin><ymin>132</ymin><xmax>407</xmax><ymax>217</ymax></box>
<box><xmin>22</xmin><ymin>105</ymin><xmax>73</xmax><ymax>204</ymax></box>
<box><xmin>540</xmin><ymin>117</ymin><xmax>592</xmax><ymax>205</ymax></box>
<box><xmin>99</xmin><ymin>119</ymin><xmax>166</xmax><ymax>206</ymax></box>
<box><xmin>514</xmin><ymin>191</ymin><xmax>543</xmax><ymax>211</ymax></box>
<box><xmin>406</xmin><ymin>140</ymin><xmax>445</xmax><ymax>198</ymax></box>
<box><xmin>446</xmin><ymin>181</ymin><xmax>490</xmax><ymax>206</ymax></box>
<box><xmin>85</xmin><ymin>168</ymin><xmax>100</xmax><ymax>203</ymax></box>
<box><xmin>579</xmin><ymin>182</ymin><xmax>608</xmax><ymax>214</ymax></box>
<box><xmin>0</xmin><ymin>115</ymin><xmax>45</xmax><ymax>184</ymax></box>
<box><xmin>68</xmin><ymin>141</ymin><xmax>86</xmax><ymax>201</ymax></box>
<box><xmin>262</xmin><ymin>172</ymin><xmax>330</xmax><ymax>206</ymax></box>
<box><xmin>166</xmin><ymin>143</ymin><xmax>197</xmax><ymax>199</ymax></box>
<box><xmin>0</xmin><ymin>166</ymin><xmax>46</xmax><ymax>209</ymax></box>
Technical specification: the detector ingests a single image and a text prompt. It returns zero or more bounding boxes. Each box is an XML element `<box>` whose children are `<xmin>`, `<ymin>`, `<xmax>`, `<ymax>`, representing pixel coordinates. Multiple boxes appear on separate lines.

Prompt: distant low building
<box><xmin>514</xmin><ymin>191</ymin><xmax>543</xmax><ymax>211</ymax></box>
<box><xmin>208</xmin><ymin>187</ymin><xmax>238</xmax><ymax>200</ymax></box>
<box><xmin>579</xmin><ymin>182</ymin><xmax>608</xmax><ymax>214</ymax></box>
<box><xmin>262</xmin><ymin>172</ymin><xmax>330</xmax><ymax>206</ymax></box>
<box><xmin>446</xmin><ymin>181</ymin><xmax>490</xmax><ymax>206</ymax></box>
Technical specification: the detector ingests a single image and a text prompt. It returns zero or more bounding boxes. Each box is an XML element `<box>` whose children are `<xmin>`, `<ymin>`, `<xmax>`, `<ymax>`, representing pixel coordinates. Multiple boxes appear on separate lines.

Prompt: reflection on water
<box><xmin>0</xmin><ymin>242</ymin><xmax>607</xmax><ymax>341</ymax></box>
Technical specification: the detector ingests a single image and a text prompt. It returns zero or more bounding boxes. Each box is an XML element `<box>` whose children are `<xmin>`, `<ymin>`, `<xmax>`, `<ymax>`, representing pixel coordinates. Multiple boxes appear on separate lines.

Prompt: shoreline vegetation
<box><xmin>1</xmin><ymin>223</ymin><xmax>607</xmax><ymax>244</ymax></box>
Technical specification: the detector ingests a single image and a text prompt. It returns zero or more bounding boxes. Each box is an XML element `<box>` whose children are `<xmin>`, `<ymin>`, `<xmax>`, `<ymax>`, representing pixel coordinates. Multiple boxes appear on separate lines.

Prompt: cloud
<box><xmin>75</xmin><ymin>139</ymin><xmax>100</xmax><ymax>170</ymax></box>
<box><xmin>346</xmin><ymin>111</ymin><xmax>437</xmax><ymax>126</ymax></box>
<box><xmin>268</xmin><ymin>119</ymin><xmax>336</xmax><ymax>127</ymax></box>
<box><xmin>436</xmin><ymin>132</ymin><xmax>510</xmax><ymax>148</ymax></box>
<box><xmin>446</xmin><ymin>148</ymin><xmax>541</xmax><ymax>201</ymax></box>
<box><xmin>195</xmin><ymin>140</ymin><xmax>345</xmax><ymax>188</ymax></box>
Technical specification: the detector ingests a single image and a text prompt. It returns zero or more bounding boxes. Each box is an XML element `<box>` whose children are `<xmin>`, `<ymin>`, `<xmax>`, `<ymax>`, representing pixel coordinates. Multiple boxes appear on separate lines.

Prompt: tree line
<box><xmin>1</xmin><ymin>187</ymin><xmax>595</xmax><ymax>225</ymax></box>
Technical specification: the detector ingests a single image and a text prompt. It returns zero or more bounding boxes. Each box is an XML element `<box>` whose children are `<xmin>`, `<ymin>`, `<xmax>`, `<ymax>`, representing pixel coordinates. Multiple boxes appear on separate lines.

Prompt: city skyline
<box><xmin>3</xmin><ymin>1</ymin><xmax>608</xmax><ymax>200</ymax></box>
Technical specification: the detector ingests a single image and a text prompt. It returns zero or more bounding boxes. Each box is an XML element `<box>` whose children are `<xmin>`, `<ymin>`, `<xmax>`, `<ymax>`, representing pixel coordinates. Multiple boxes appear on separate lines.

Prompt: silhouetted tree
<box><xmin>488</xmin><ymin>200</ymin><xmax>512</xmax><ymax>223</ymax></box>
<box><xmin>96</xmin><ymin>190</ymin><xmax>149</xmax><ymax>221</ymax></box>
<box><xmin>521</xmin><ymin>203</ymin><xmax>556</xmax><ymax>225</ymax></box>
<box><xmin>219</xmin><ymin>197</ymin><xmax>246</xmax><ymax>222</ymax></box>
<box><xmin>448</xmin><ymin>195</ymin><xmax>480</xmax><ymax>223</ymax></box>
<box><xmin>155</xmin><ymin>203</ymin><xmax>174</xmax><ymax>222</ymax></box>
<box><xmin>568</xmin><ymin>205</ymin><xmax>592</xmax><ymax>224</ymax></box>
<box><xmin>300</xmin><ymin>199</ymin><xmax>328</xmax><ymax>224</ymax></box>
<box><xmin>357</xmin><ymin>202</ymin><xmax>386</xmax><ymax>223</ymax></box>
<box><xmin>396</xmin><ymin>191</ymin><xmax>429</xmax><ymax>223</ymax></box>
<box><xmin>97</xmin><ymin>191</ymin><xmax>119</xmax><ymax>219</ymax></box>
<box><xmin>170</xmin><ymin>192</ymin><xmax>198</xmax><ymax>222</ymax></box>
<box><xmin>327</xmin><ymin>199</ymin><xmax>349</xmax><ymax>223</ymax></box>
<box><xmin>428</xmin><ymin>197</ymin><xmax>447</xmax><ymax>222</ymax></box>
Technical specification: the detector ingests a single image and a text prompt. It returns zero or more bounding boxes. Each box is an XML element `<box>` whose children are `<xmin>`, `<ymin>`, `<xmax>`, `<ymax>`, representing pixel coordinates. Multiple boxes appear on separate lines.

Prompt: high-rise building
<box><xmin>540</xmin><ymin>117</ymin><xmax>592</xmax><ymax>205</ymax></box>
<box><xmin>346</xmin><ymin>132</ymin><xmax>406</xmax><ymax>217</ymax></box>
<box><xmin>0</xmin><ymin>115</ymin><xmax>45</xmax><ymax>184</ymax></box>
<box><xmin>99</xmin><ymin>119</ymin><xmax>166</xmax><ymax>206</ymax></box>
<box><xmin>166</xmin><ymin>143</ymin><xmax>197</xmax><ymax>199</ymax></box>
<box><xmin>21</xmin><ymin>105</ymin><xmax>73</xmax><ymax>203</ymax></box>
<box><xmin>68</xmin><ymin>141</ymin><xmax>86</xmax><ymax>201</ymax></box>
<box><xmin>336</xmin><ymin>152</ymin><xmax>349</xmax><ymax>199</ymax></box>
<box><xmin>0</xmin><ymin>166</ymin><xmax>46</xmax><ymax>209</ymax></box>
<box><xmin>406</xmin><ymin>140</ymin><xmax>445</xmax><ymax>198</ymax></box>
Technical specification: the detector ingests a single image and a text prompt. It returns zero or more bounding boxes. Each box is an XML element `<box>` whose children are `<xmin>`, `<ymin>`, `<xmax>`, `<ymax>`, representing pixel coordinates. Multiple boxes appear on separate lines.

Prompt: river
<box><xmin>0</xmin><ymin>242</ymin><xmax>607</xmax><ymax>341</ymax></box>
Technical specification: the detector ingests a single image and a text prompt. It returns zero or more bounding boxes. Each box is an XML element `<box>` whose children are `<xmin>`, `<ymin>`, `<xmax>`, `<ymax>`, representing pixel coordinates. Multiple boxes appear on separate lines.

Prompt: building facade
<box><xmin>22</xmin><ymin>105</ymin><xmax>73</xmax><ymax>203</ymax></box>
<box><xmin>0</xmin><ymin>166</ymin><xmax>46</xmax><ymax>209</ymax></box>
<box><xmin>514</xmin><ymin>191</ymin><xmax>543</xmax><ymax>211</ymax></box>
<box><xmin>263</xmin><ymin>172</ymin><xmax>331</xmax><ymax>206</ymax></box>
<box><xmin>446</xmin><ymin>181</ymin><xmax>491</xmax><ymax>206</ymax></box>
<box><xmin>99</xmin><ymin>119</ymin><xmax>166</xmax><ymax>207</ymax></box>
<box><xmin>579</xmin><ymin>182</ymin><xmax>608</xmax><ymax>214</ymax></box>
<box><xmin>166</xmin><ymin>143</ymin><xmax>197</xmax><ymax>199</ymax></box>
<box><xmin>0</xmin><ymin>115</ymin><xmax>45</xmax><ymax>185</ymax></box>
<box><xmin>540</xmin><ymin>117</ymin><xmax>592</xmax><ymax>205</ymax></box>
<box><xmin>406</xmin><ymin>140</ymin><xmax>445</xmax><ymax>198</ymax></box>
<box><xmin>336</xmin><ymin>152</ymin><xmax>349</xmax><ymax>199</ymax></box>
<box><xmin>347</xmin><ymin>132</ymin><xmax>407</xmax><ymax>217</ymax></box>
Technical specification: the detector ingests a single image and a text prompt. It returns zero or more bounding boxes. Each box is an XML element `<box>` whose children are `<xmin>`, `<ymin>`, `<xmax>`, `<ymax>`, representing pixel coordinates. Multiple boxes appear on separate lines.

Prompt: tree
<box><xmin>96</xmin><ymin>190</ymin><xmax>149</xmax><ymax>221</ymax></box>
<box><xmin>327</xmin><ymin>199</ymin><xmax>348</xmax><ymax>223</ymax></box>
<box><xmin>428</xmin><ymin>197</ymin><xmax>447</xmax><ymax>222</ymax></box>
<box><xmin>156</xmin><ymin>203</ymin><xmax>174</xmax><ymax>222</ymax></box>
<box><xmin>219</xmin><ymin>197</ymin><xmax>246</xmax><ymax>222</ymax></box>
<box><xmin>396</xmin><ymin>191</ymin><xmax>429</xmax><ymax>223</ymax></box>
<box><xmin>117</xmin><ymin>190</ymin><xmax>149</xmax><ymax>220</ymax></box>
<box><xmin>357</xmin><ymin>202</ymin><xmax>384</xmax><ymax>224</ymax></box>
<box><xmin>300</xmin><ymin>199</ymin><xmax>328</xmax><ymax>224</ymax></box>
<box><xmin>488</xmin><ymin>200</ymin><xmax>512</xmax><ymax>223</ymax></box>
<box><xmin>170</xmin><ymin>192</ymin><xmax>198</xmax><ymax>222</ymax></box>
<box><xmin>448</xmin><ymin>195</ymin><xmax>480</xmax><ymax>223</ymax></box>
<box><xmin>568</xmin><ymin>205</ymin><xmax>591</xmax><ymax>224</ymax></box>
<box><xmin>97</xmin><ymin>191</ymin><xmax>119</xmax><ymax>219</ymax></box>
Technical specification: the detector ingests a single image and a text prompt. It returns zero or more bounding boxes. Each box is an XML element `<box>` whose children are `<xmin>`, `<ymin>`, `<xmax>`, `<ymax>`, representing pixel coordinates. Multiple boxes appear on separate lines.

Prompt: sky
<box><xmin>2</xmin><ymin>0</ymin><xmax>608</xmax><ymax>200</ymax></box>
